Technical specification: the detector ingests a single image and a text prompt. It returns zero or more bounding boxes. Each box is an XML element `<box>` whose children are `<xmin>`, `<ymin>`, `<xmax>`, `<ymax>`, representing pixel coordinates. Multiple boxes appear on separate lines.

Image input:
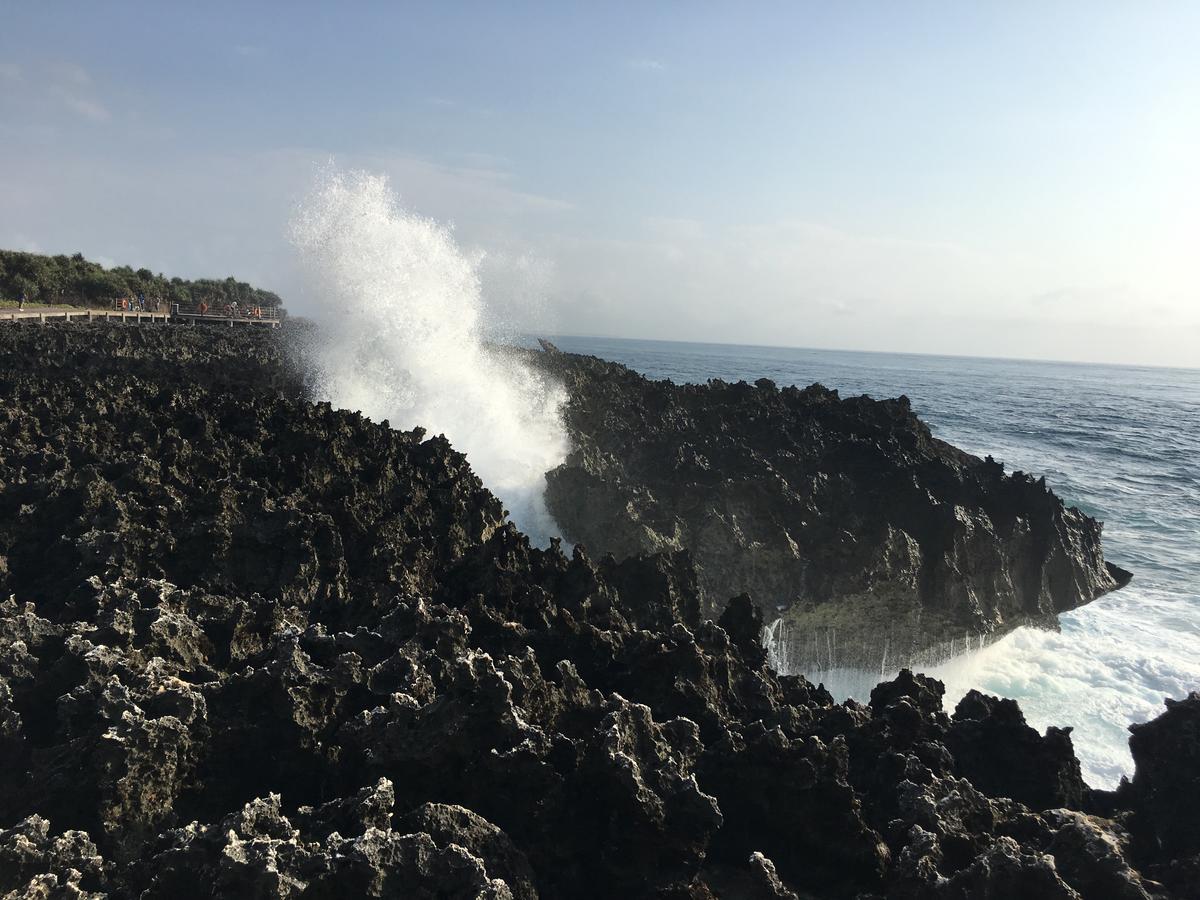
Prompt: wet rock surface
<box><xmin>0</xmin><ymin>324</ymin><xmax>1191</xmax><ymax>898</ymax></box>
<box><xmin>532</xmin><ymin>349</ymin><xmax>1131</xmax><ymax>671</ymax></box>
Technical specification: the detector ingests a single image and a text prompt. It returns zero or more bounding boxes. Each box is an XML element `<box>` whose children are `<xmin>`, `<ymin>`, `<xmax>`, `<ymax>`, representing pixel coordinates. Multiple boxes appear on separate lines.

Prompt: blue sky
<box><xmin>2</xmin><ymin>2</ymin><xmax>1197</xmax><ymax>366</ymax></box>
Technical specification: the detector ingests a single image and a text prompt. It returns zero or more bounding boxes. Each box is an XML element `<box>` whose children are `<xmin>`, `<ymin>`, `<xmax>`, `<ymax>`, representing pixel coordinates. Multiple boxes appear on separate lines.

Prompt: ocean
<box><xmin>540</xmin><ymin>334</ymin><xmax>1200</xmax><ymax>789</ymax></box>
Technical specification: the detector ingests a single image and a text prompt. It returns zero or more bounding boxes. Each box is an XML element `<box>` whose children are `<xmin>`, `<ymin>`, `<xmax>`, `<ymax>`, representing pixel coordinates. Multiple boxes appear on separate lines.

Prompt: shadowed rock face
<box><xmin>1125</xmin><ymin>692</ymin><xmax>1200</xmax><ymax>895</ymax></box>
<box><xmin>532</xmin><ymin>349</ymin><xmax>1131</xmax><ymax>672</ymax></box>
<box><xmin>0</xmin><ymin>324</ymin><xmax>1188</xmax><ymax>899</ymax></box>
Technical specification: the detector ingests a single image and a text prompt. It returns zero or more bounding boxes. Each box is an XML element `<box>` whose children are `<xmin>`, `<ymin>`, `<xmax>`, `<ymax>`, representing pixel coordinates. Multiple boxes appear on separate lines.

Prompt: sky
<box><xmin>1</xmin><ymin>2</ymin><xmax>1197</xmax><ymax>367</ymax></box>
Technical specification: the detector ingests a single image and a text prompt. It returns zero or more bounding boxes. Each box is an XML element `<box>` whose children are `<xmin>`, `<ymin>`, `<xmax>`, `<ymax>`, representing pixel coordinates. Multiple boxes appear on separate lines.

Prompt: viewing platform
<box><xmin>0</xmin><ymin>305</ymin><xmax>281</xmax><ymax>328</ymax></box>
<box><xmin>0</xmin><ymin>309</ymin><xmax>170</xmax><ymax>325</ymax></box>
<box><xmin>172</xmin><ymin>309</ymin><xmax>281</xmax><ymax>328</ymax></box>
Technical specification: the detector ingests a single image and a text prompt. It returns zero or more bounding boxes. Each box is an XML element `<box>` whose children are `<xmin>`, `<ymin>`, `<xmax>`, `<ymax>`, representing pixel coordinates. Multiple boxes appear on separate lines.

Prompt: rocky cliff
<box><xmin>0</xmin><ymin>324</ymin><xmax>1189</xmax><ymax>899</ymax></box>
<box><xmin>533</xmin><ymin>348</ymin><xmax>1131</xmax><ymax>673</ymax></box>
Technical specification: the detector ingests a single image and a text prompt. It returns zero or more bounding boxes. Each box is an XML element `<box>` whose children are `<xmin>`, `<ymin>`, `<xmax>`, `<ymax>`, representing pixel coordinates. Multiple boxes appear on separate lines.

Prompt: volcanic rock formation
<box><xmin>532</xmin><ymin>348</ymin><xmax>1131</xmax><ymax>673</ymax></box>
<box><xmin>0</xmin><ymin>324</ymin><xmax>1190</xmax><ymax>899</ymax></box>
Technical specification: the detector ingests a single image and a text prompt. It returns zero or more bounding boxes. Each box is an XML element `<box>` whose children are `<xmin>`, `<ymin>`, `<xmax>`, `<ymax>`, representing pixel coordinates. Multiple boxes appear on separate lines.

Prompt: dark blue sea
<box><xmin>541</xmin><ymin>334</ymin><xmax>1200</xmax><ymax>788</ymax></box>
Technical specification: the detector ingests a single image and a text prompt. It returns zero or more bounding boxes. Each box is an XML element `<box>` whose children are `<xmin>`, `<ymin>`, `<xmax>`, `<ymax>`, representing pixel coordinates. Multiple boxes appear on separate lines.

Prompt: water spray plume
<box><xmin>289</xmin><ymin>167</ymin><xmax>568</xmax><ymax>544</ymax></box>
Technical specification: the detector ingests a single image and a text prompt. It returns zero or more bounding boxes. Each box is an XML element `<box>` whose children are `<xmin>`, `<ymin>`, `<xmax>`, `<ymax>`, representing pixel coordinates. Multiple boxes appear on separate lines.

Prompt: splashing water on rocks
<box><xmin>289</xmin><ymin>167</ymin><xmax>568</xmax><ymax>543</ymax></box>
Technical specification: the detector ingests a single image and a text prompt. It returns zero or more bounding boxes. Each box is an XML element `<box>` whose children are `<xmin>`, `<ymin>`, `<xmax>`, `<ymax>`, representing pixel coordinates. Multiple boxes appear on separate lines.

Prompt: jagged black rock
<box><xmin>530</xmin><ymin>348</ymin><xmax>1132</xmax><ymax>671</ymax></box>
<box><xmin>0</xmin><ymin>324</ymin><xmax>1192</xmax><ymax>899</ymax></box>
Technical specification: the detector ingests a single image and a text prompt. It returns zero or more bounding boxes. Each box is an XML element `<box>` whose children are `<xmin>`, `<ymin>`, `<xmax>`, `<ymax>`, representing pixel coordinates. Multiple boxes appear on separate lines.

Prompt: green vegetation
<box><xmin>0</xmin><ymin>299</ymin><xmax>76</xmax><ymax>310</ymax></box>
<box><xmin>0</xmin><ymin>249</ymin><xmax>284</xmax><ymax>310</ymax></box>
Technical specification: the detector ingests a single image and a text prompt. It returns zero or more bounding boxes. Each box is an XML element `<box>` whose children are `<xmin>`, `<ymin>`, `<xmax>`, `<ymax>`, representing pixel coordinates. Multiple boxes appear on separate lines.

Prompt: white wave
<box><xmin>289</xmin><ymin>166</ymin><xmax>568</xmax><ymax>544</ymax></box>
<box><xmin>803</xmin><ymin>585</ymin><xmax>1199</xmax><ymax>788</ymax></box>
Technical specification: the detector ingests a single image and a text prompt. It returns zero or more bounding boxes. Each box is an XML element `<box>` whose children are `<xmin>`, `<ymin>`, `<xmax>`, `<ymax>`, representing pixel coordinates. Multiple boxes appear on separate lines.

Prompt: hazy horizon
<box><xmin>2</xmin><ymin>2</ymin><xmax>1197</xmax><ymax>367</ymax></box>
<box><xmin>536</xmin><ymin>330</ymin><xmax>1200</xmax><ymax>373</ymax></box>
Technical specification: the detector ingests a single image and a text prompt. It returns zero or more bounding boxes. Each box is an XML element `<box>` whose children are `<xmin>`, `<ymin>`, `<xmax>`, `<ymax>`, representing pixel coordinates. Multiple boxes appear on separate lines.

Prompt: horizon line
<box><xmin>531</xmin><ymin>329</ymin><xmax>1200</xmax><ymax>375</ymax></box>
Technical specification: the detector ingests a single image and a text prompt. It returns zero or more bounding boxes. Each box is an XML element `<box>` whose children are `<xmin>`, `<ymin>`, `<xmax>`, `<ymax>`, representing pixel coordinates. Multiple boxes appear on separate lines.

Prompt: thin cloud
<box><xmin>421</xmin><ymin>97</ymin><xmax>500</xmax><ymax>119</ymax></box>
<box><xmin>364</xmin><ymin>153</ymin><xmax>575</xmax><ymax>214</ymax></box>
<box><xmin>18</xmin><ymin>63</ymin><xmax>113</xmax><ymax>123</ymax></box>
<box><xmin>449</xmin><ymin>150</ymin><xmax>513</xmax><ymax>171</ymax></box>
<box><xmin>626</xmin><ymin>58</ymin><xmax>665</xmax><ymax>72</ymax></box>
<box><xmin>233</xmin><ymin>44</ymin><xmax>265</xmax><ymax>57</ymax></box>
<box><xmin>49</xmin><ymin>62</ymin><xmax>92</xmax><ymax>86</ymax></box>
<box><xmin>51</xmin><ymin>87</ymin><xmax>111</xmax><ymax>122</ymax></box>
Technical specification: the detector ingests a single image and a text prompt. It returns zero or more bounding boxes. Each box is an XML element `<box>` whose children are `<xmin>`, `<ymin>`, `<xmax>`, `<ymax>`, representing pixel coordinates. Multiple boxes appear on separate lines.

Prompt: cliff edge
<box><xmin>534</xmin><ymin>349</ymin><xmax>1131</xmax><ymax>672</ymax></box>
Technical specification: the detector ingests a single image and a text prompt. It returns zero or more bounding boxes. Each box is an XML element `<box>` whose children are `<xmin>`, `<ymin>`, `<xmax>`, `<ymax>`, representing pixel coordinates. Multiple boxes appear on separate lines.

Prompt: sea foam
<box><xmin>798</xmin><ymin>592</ymin><xmax>1197</xmax><ymax>789</ymax></box>
<box><xmin>289</xmin><ymin>167</ymin><xmax>568</xmax><ymax>544</ymax></box>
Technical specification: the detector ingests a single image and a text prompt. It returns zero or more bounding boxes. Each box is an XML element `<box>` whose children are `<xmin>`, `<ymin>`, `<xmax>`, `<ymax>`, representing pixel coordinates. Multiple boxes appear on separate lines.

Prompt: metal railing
<box><xmin>110</xmin><ymin>298</ymin><xmax>168</xmax><ymax>314</ymax></box>
<box><xmin>172</xmin><ymin>302</ymin><xmax>281</xmax><ymax>321</ymax></box>
<box><xmin>0</xmin><ymin>308</ymin><xmax>168</xmax><ymax>324</ymax></box>
<box><xmin>1</xmin><ymin>301</ymin><xmax>283</xmax><ymax>327</ymax></box>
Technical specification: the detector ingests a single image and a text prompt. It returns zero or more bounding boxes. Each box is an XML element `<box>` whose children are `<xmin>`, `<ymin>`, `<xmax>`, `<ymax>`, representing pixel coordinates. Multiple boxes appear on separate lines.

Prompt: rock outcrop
<box><xmin>1125</xmin><ymin>691</ymin><xmax>1200</xmax><ymax>895</ymax></box>
<box><xmin>0</xmin><ymin>324</ymin><xmax>1187</xmax><ymax>898</ymax></box>
<box><xmin>532</xmin><ymin>349</ymin><xmax>1131</xmax><ymax>672</ymax></box>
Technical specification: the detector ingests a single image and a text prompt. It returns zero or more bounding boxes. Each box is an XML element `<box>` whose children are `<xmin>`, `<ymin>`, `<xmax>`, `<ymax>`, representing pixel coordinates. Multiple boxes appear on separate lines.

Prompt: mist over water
<box><xmin>289</xmin><ymin>168</ymin><xmax>568</xmax><ymax>543</ymax></box>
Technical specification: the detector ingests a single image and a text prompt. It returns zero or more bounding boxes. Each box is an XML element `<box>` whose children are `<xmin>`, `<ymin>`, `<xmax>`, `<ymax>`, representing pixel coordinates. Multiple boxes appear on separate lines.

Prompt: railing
<box><xmin>110</xmin><ymin>298</ymin><xmax>168</xmax><ymax>314</ymax></box>
<box><xmin>0</xmin><ymin>308</ymin><xmax>168</xmax><ymax>324</ymax></box>
<box><xmin>1</xmin><ymin>303</ymin><xmax>282</xmax><ymax>328</ymax></box>
<box><xmin>172</xmin><ymin>303</ymin><xmax>281</xmax><ymax>321</ymax></box>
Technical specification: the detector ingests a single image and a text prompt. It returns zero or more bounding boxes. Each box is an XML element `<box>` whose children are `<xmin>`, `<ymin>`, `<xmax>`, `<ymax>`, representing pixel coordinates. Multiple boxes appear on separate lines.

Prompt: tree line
<box><xmin>0</xmin><ymin>249</ymin><xmax>285</xmax><ymax>310</ymax></box>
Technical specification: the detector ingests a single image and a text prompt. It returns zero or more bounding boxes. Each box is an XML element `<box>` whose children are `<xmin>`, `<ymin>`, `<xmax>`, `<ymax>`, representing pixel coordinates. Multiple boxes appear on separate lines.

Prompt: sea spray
<box><xmin>762</xmin><ymin>611</ymin><xmax>1188</xmax><ymax>788</ymax></box>
<box><xmin>763</xmin><ymin>617</ymin><xmax>793</xmax><ymax>674</ymax></box>
<box><xmin>289</xmin><ymin>167</ymin><xmax>568</xmax><ymax>543</ymax></box>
